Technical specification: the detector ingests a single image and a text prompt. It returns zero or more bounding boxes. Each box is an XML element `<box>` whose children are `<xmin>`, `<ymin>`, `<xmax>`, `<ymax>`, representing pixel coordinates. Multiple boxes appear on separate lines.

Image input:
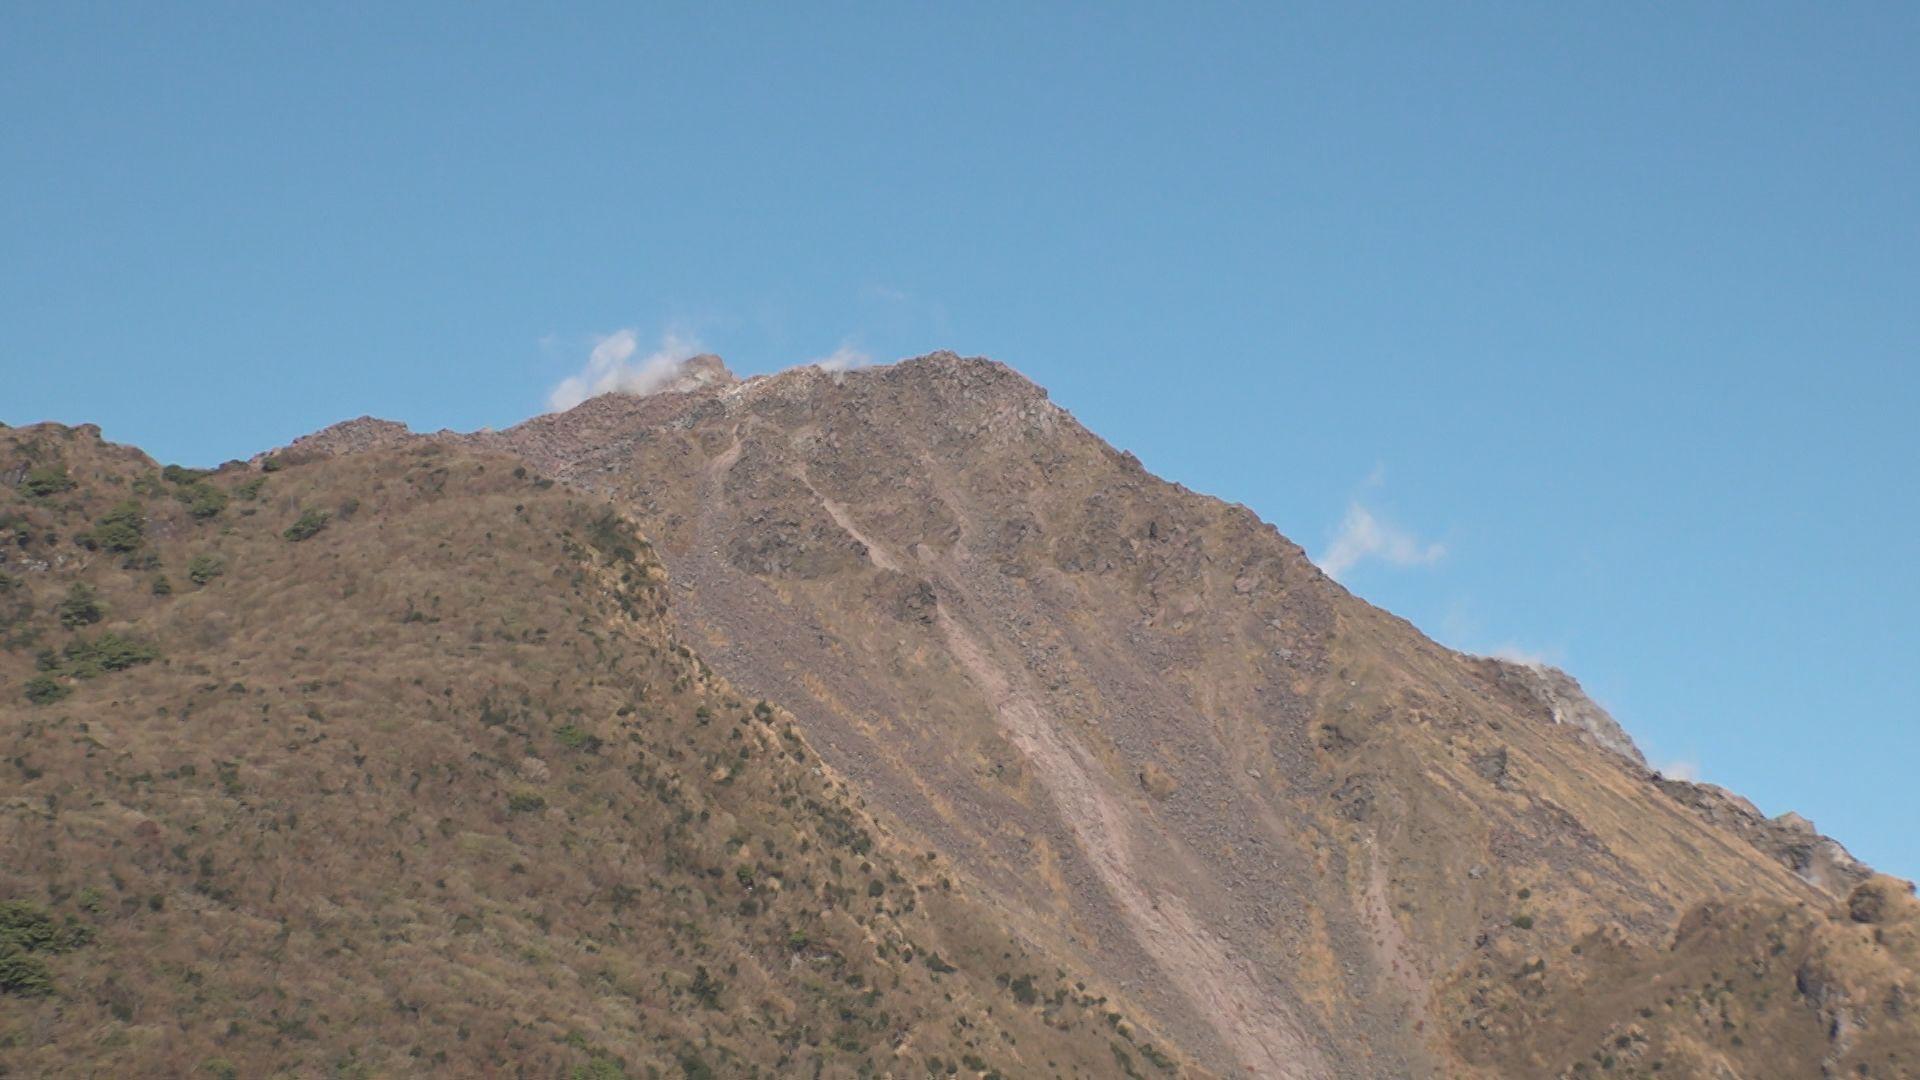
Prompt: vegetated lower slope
<box><xmin>1446</xmin><ymin>874</ymin><xmax>1920</xmax><ymax>1078</ymax></box>
<box><xmin>0</xmin><ymin>423</ymin><xmax>1188</xmax><ymax>1079</ymax></box>
<box><xmin>390</xmin><ymin>353</ymin><xmax>1911</xmax><ymax>1080</ymax></box>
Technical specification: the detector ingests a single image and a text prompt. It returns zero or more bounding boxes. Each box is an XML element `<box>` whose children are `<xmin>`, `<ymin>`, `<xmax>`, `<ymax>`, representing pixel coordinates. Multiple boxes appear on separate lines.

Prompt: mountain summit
<box><xmin>3</xmin><ymin>353</ymin><xmax>1914</xmax><ymax>1078</ymax></box>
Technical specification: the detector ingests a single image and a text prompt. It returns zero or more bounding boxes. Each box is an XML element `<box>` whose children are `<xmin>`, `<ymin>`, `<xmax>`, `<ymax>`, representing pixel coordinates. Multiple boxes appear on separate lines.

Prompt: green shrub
<box><xmin>0</xmin><ymin>900</ymin><xmax>91</xmax><ymax>997</ymax></box>
<box><xmin>151</xmin><ymin>574</ymin><xmax>173</xmax><ymax>596</ymax></box>
<box><xmin>22</xmin><ymin>466</ymin><xmax>74</xmax><ymax>499</ymax></box>
<box><xmin>283</xmin><ymin>509</ymin><xmax>331</xmax><ymax>542</ymax></box>
<box><xmin>120</xmin><ymin>549</ymin><xmax>160</xmax><ymax>571</ymax></box>
<box><xmin>161</xmin><ymin>464</ymin><xmax>210</xmax><ymax>485</ymax></box>
<box><xmin>585</xmin><ymin>511</ymin><xmax>639</xmax><ymax>563</ymax></box>
<box><xmin>507</xmin><ymin>791</ymin><xmax>547</xmax><ymax>813</ymax></box>
<box><xmin>1511</xmin><ymin>914</ymin><xmax>1534</xmax><ymax>930</ymax></box>
<box><xmin>23</xmin><ymin>675</ymin><xmax>67</xmax><ymax>706</ymax></box>
<box><xmin>259</xmin><ymin>456</ymin><xmax>284</xmax><ymax>473</ymax></box>
<box><xmin>0</xmin><ymin>946</ymin><xmax>53</xmax><ymax>996</ymax></box>
<box><xmin>56</xmin><ymin>583</ymin><xmax>103</xmax><ymax>628</ymax></box>
<box><xmin>90</xmin><ymin>500</ymin><xmax>146</xmax><ymax>553</ymax></box>
<box><xmin>688</xmin><ymin>965</ymin><xmax>723</xmax><ymax>1007</ymax></box>
<box><xmin>177</xmin><ymin>483</ymin><xmax>229</xmax><ymax>519</ymax></box>
<box><xmin>0</xmin><ymin>901</ymin><xmax>89</xmax><ymax>953</ymax></box>
<box><xmin>61</xmin><ymin>632</ymin><xmax>159</xmax><ymax>677</ymax></box>
<box><xmin>235</xmin><ymin>476</ymin><xmax>267</xmax><ymax>501</ymax></box>
<box><xmin>555</xmin><ymin>724</ymin><xmax>602</xmax><ymax>753</ymax></box>
<box><xmin>187</xmin><ymin>554</ymin><xmax>225</xmax><ymax>585</ymax></box>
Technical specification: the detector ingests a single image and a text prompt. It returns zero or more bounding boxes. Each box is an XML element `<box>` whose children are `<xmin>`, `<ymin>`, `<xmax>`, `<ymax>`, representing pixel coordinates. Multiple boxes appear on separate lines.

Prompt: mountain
<box><xmin>4</xmin><ymin>354</ymin><xmax>1916</xmax><ymax>1079</ymax></box>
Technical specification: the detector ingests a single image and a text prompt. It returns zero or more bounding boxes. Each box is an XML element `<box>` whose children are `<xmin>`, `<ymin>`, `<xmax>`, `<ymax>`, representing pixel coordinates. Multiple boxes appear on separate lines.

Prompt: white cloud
<box><xmin>810</xmin><ymin>342</ymin><xmax>872</xmax><ymax>373</ymax></box>
<box><xmin>1656</xmin><ymin>759</ymin><xmax>1701</xmax><ymax>782</ymax></box>
<box><xmin>1488</xmin><ymin>643</ymin><xmax>1559</xmax><ymax>669</ymax></box>
<box><xmin>1317</xmin><ymin>502</ymin><xmax>1446</xmax><ymax>580</ymax></box>
<box><xmin>546</xmin><ymin>328</ymin><xmax>704</xmax><ymax>412</ymax></box>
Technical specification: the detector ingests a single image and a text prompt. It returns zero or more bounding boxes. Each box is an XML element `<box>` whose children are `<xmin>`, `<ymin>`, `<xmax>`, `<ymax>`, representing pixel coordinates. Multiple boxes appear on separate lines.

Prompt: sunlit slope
<box><xmin>0</xmin><ymin>424</ymin><xmax>1182</xmax><ymax>1080</ymax></box>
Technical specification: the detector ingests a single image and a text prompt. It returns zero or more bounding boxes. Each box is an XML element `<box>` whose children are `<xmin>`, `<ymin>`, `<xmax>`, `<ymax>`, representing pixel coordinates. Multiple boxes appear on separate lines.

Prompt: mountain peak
<box><xmin>678</xmin><ymin>352</ymin><xmax>736</xmax><ymax>388</ymax></box>
<box><xmin>276</xmin><ymin>416</ymin><xmax>416</xmax><ymax>460</ymax></box>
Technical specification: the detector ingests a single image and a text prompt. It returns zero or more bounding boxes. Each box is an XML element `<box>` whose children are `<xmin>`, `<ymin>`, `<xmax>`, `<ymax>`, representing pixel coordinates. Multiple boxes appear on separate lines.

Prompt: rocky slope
<box><xmin>5</xmin><ymin>353</ymin><xmax>1915</xmax><ymax>1079</ymax></box>
<box><xmin>461</xmin><ymin>353</ymin><xmax>1908</xmax><ymax>1079</ymax></box>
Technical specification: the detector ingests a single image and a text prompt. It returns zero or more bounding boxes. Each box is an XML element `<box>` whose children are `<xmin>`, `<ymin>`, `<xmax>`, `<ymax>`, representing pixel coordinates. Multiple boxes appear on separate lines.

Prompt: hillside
<box><xmin>4</xmin><ymin>354</ymin><xmax>1917</xmax><ymax>1080</ymax></box>
<box><xmin>459</xmin><ymin>353</ymin><xmax>1913</xmax><ymax>1078</ymax></box>
<box><xmin>0</xmin><ymin>423</ymin><xmax>1184</xmax><ymax>1079</ymax></box>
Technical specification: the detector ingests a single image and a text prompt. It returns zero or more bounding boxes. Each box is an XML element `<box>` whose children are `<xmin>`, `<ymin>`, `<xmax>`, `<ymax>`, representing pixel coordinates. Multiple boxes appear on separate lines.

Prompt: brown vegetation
<box><xmin>0</xmin><ymin>424</ymin><xmax>1182</xmax><ymax>1078</ymax></box>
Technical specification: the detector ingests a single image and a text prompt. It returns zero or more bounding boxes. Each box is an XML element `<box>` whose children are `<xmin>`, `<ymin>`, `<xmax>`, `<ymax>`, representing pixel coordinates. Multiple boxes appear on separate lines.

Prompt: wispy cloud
<box><xmin>1488</xmin><ymin>643</ymin><xmax>1560</xmax><ymax>669</ymax></box>
<box><xmin>810</xmin><ymin>342</ymin><xmax>872</xmax><ymax>373</ymax></box>
<box><xmin>1317</xmin><ymin>502</ymin><xmax>1447</xmax><ymax>580</ymax></box>
<box><xmin>1655</xmin><ymin>759</ymin><xmax>1701</xmax><ymax>782</ymax></box>
<box><xmin>858</xmin><ymin>282</ymin><xmax>953</xmax><ymax>343</ymax></box>
<box><xmin>546</xmin><ymin>329</ymin><xmax>703</xmax><ymax>412</ymax></box>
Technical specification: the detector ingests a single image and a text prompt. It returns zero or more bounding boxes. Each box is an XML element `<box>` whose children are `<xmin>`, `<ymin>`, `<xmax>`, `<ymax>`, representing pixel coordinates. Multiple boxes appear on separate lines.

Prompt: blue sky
<box><xmin>4</xmin><ymin>5</ymin><xmax>1915</xmax><ymax>876</ymax></box>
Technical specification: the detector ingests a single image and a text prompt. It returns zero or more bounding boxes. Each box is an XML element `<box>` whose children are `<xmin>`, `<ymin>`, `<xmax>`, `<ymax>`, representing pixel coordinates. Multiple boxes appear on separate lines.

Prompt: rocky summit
<box><xmin>3</xmin><ymin>353</ymin><xmax>1915</xmax><ymax>1079</ymax></box>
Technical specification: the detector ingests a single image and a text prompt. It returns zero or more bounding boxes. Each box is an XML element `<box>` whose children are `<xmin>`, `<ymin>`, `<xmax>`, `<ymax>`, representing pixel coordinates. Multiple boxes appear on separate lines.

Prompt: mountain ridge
<box><xmin>7</xmin><ymin>353</ymin><xmax>1913</xmax><ymax>1078</ymax></box>
<box><xmin>278</xmin><ymin>352</ymin><xmax>1873</xmax><ymax>899</ymax></box>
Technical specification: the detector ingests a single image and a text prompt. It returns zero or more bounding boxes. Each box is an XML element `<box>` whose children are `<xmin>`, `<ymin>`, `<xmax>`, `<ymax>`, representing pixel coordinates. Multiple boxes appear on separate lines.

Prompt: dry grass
<box><xmin>0</xmin><ymin>424</ymin><xmax>1185</xmax><ymax>1079</ymax></box>
<box><xmin>1443</xmin><ymin>875</ymin><xmax>1920</xmax><ymax>1077</ymax></box>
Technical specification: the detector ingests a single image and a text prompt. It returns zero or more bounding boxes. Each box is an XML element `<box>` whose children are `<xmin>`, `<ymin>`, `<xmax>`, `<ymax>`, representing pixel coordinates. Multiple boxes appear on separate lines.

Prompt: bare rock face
<box><xmin>1652</xmin><ymin>777</ymin><xmax>1870</xmax><ymax>892</ymax></box>
<box><xmin>665</xmin><ymin>353</ymin><xmax>737</xmax><ymax>393</ymax></box>
<box><xmin>1483</xmin><ymin>658</ymin><xmax>1646</xmax><ymax>766</ymax></box>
